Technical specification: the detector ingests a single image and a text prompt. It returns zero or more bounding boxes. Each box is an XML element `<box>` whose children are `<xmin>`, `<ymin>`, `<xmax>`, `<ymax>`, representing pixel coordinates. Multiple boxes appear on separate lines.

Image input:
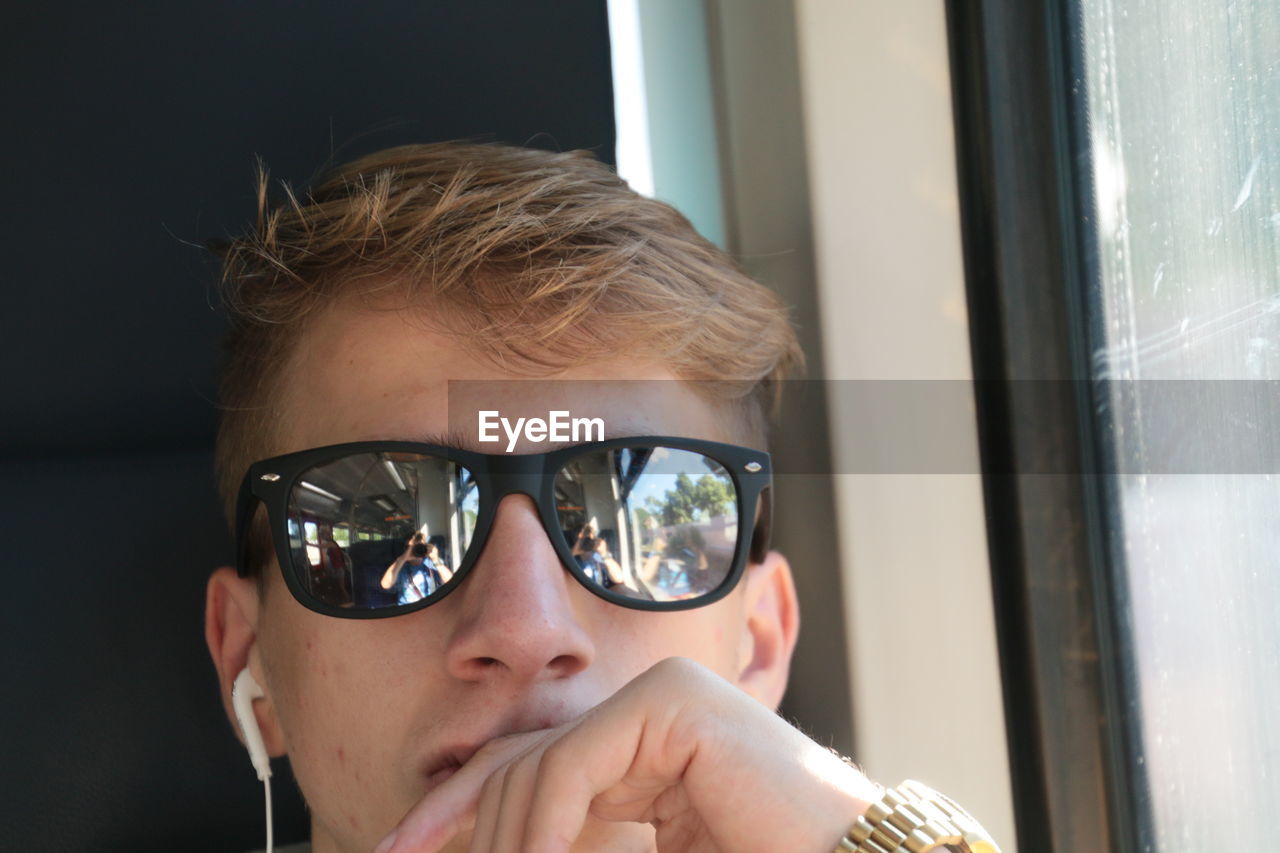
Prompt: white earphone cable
<box><xmin>263</xmin><ymin>775</ymin><xmax>274</xmax><ymax>853</ymax></box>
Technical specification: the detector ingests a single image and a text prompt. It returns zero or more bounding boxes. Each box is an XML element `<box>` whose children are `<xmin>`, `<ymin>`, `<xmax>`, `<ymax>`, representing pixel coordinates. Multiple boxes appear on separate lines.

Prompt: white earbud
<box><xmin>233</xmin><ymin>667</ymin><xmax>275</xmax><ymax>853</ymax></box>
<box><xmin>232</xmin><ymin>667</ymin><xmax>273</xmax><ymax>782</ymax></box>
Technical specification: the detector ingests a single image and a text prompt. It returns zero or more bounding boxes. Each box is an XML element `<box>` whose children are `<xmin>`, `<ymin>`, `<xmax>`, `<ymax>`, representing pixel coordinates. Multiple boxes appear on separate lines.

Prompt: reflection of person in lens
<box><xmin>424</xmin><ymin>541</ymin><xmax>453</xmax><ymax>585</ymax></box>
<box><xmin>574</xmin><ymin>535</ymin><xmax>625</xmax><ymax>590</ymax></box>
<box><xmin>315</xmin><ymin>526</ymin><xmax>352</xmax><ymax>603</ymax></box>
<box><xmin>569</xmin><ymin>522</ymin><xmax>596</xmax><ymax>561</ymax></box>
<box><xmin>383</xmin><ymin>542</ymin><xmax>441</xmax><ymax>604</ymax></box>
<box><xmin>636</xmin><ymin>527</ymin><xmax>707</xmax><ymax>599</ymax></box>
<box><xmin>399</xmin><ymin>543</ymin><xmax>439</xmax><ymax>603</ymax></box>
<box><xmin>380</xmin><ymin>533</ymin><xmax>425</xmax><ymax>591</ymax></box>
<box><xmin>667</xmin><ymin>527</ymin><xmax>710</xmax><ymax>597</ymax></box>
<box><xmin>379</xmin><ymin>533</ymin><xmax>452</xmax><ymax>601</ymax></box>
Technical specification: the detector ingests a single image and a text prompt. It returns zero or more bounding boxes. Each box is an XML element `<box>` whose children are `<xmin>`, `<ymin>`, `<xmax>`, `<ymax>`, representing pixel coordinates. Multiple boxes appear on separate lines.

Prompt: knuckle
<box><xmin>652</xmin><ymin>655</ymin><xmax>699</xmax><ymax>680</ymax></box>
<box><xmin>642</xmin><ymin>655</ymin><xmax>707</xmax><ymax>695</ymax></box>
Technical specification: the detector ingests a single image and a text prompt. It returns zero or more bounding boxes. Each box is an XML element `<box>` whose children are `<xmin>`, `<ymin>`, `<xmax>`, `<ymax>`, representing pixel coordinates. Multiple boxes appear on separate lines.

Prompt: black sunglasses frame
<box><xmin>236</xmin><ymin>436</ymin><xmax>772</xmax><ymax>619</ymax></box>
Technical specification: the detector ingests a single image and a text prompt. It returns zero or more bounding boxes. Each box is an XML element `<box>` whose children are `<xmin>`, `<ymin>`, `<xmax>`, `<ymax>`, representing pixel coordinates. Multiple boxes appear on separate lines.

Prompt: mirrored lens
<box><xmin>286</xmin><ymin>452</ymin><xmax>478</xmax><ymax>609</ymax></box>
<box><xmin>554</xmin><ymin>447</ymin><xmax>740</xmax><ymax>603</ymax></box>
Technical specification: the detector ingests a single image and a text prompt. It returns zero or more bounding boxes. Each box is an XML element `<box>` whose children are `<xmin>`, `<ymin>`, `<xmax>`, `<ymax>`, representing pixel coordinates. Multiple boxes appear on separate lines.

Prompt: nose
<box><xmin>443</xmin><ymin>494</ymin><xmax>596</xmax><ymax>684</ymax></box>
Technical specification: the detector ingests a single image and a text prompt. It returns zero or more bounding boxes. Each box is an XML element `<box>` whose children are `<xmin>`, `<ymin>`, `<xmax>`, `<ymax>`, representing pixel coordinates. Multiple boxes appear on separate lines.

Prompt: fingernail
<box><xmin>373</xmin><ymin>831</ymin><xmax>397</xmax><ymax>853</ymax></box>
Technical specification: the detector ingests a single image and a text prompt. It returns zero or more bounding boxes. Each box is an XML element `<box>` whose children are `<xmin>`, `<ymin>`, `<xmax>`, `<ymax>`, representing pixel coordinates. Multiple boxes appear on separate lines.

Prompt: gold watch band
<box><xmin>834</xmin><ymin>780</ymin><xmax>1002</xmax><ymax>853</ymax></box>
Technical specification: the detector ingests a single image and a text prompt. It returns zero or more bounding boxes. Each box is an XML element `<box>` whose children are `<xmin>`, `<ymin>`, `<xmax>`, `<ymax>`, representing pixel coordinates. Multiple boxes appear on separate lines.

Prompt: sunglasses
<box><xmin>235</xmin><ymin>436</ymin><xmax>772</xmax><ymax>618</ymax></box>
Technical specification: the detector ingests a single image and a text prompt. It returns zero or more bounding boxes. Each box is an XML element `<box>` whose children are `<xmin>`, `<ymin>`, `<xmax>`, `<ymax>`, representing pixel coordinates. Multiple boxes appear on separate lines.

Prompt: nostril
<box><xmin>477</xmin><ymin>656</ymin><xmax>499</xmax><ymax>667</ymax></box>
<box><xmin>548</xmin><ymin>653</ymin><xmax>585</xmax><ymax>676</ymax></box>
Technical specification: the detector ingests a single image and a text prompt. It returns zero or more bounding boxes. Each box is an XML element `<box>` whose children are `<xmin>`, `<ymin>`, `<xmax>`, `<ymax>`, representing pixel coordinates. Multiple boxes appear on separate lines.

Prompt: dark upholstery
<box><xmin>0</xmin><ymin>2</ymin><xmax>614</xmax><ymax>848</ymax></box>
<box><xmin>0</xmin><ymin>451</ymin><xmax>311</xmax><ymax>851</ymax></box>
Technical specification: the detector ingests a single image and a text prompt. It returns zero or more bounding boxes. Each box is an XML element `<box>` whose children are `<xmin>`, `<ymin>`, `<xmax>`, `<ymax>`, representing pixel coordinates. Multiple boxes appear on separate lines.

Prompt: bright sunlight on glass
<box><xmin>1080</xmin><ymin>0</ymin><xmax>1279</xmax><ymax>848</ymax></box>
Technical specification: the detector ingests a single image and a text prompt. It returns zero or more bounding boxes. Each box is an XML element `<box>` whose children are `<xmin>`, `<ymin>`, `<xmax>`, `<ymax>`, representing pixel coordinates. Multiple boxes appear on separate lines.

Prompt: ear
<box><xmin>735</xmin><ymin>550</ymin><xmax>800</xmax><ymax>709</ymax></box>
<box><xmin>205</xmin><ymin>566</ymin><xmax>287</xmax><ymax>758</ymax></box>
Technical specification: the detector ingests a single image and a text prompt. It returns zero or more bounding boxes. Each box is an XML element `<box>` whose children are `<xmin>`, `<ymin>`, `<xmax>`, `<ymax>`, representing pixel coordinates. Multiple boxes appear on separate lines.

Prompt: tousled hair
<box><xmin>213</xmin><ymin>142</ymin><xmax>803</xmax><ymax>527</ymax></box>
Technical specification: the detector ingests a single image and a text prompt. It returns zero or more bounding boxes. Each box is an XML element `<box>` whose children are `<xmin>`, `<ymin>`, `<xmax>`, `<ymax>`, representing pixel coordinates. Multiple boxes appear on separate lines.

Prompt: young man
<box><xmin>204</xmin><ymin>143</ymin><xmax>997</xmax><ymax>852</ymax></box>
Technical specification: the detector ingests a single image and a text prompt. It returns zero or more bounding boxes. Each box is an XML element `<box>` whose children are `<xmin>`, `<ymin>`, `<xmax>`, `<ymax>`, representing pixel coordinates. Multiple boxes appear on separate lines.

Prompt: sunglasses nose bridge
<box><xmin>484</xmin><ymin>453</ymin><xmax>556</xmax><ymax>504</ymax></box>
<box><xmin>487</xmin><ymin>473</ymin><xmax>550</xmax><ymax>501</ymax></box>
<box><xmin>479</xmin><ymin>459</ymin><xmax>566</xmax><ymax>565</ymax></box>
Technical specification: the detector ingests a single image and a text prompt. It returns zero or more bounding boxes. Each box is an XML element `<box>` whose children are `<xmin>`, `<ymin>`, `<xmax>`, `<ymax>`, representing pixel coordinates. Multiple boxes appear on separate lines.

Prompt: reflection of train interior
<box><xmin>553</xmin><ymin>446</ymin><xmax>739</xmax><ymax>602</ymax></box>
<box><xmin>285</xmin><ymin>452</ymin><xmax>477</xmax><ymax>608</ymax></box>
<box><xmin>283</xmin><ymin>446</ymin><xmax>742</xmax><ymax>607</ymax></box>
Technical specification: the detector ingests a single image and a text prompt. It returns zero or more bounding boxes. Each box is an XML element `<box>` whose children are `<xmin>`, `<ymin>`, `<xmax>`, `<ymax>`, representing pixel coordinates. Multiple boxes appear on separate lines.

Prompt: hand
<box><xmin>375</xmin><ymin>657</ymin><xmax>881</xmax><ymax>853</ymax></box>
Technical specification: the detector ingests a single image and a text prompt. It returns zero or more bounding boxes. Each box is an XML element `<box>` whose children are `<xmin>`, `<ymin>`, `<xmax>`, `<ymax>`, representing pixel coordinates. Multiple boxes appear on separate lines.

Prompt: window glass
<box><xmin>1080</xmin><ymin>0</ymin><xmax>1280</xmax><ymax>848</ymax></box>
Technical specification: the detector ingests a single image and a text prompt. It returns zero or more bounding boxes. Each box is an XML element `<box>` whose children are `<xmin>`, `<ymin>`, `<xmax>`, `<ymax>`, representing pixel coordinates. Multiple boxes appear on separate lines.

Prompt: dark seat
<box><xmin>2</xmin><ymin>1</ymin><xmax>614</xmax><ymax>847</ymax></box>
<box><xmin>0</xmin><ymin>451</ymin><xmax>310</xmax><ymax>851</ymax></box>
<box><xmin>348</xmin><ymin>539</ymin><xmax>405</xmax><ymax>609</ymax></box>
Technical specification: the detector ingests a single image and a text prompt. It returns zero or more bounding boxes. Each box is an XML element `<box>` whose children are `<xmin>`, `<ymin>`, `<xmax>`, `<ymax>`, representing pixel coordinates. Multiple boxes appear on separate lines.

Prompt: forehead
<box><xmin>277</xmin><ymin>301</ymin><xmax>734</xmax><ymax>454</ymax></box>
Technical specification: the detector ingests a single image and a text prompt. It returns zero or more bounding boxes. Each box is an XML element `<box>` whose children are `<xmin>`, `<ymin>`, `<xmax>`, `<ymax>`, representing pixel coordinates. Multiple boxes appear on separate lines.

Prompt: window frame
<box><xmin>946</xmin><ymin>1</ymin><xmax>1153</xmax><ymax>850</ymax></box>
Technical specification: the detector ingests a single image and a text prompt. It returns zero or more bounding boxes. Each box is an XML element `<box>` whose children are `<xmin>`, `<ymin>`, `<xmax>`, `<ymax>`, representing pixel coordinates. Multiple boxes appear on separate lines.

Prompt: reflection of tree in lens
<box><xmin>646</xmin><ymin>472</ymin><xmax>733</xmax><ymax>525</ymax></box>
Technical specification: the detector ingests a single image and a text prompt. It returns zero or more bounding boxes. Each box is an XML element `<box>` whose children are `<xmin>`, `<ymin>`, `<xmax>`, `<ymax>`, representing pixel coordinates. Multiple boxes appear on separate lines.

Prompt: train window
<box><xmin>302</xmin><ymin>520</ymin><xmax>321</xmax><ymax>566</ymax></box>
<box><xmin>1079</xmin><ymin>0</ymin><xmax>1280</xmax><ymax>848</ymax></box>
<box><xmin>593</xmin><ymin>3</ymin><xmax>1277</xmax><ymax>849</ymax></box>
<box><xmin>951</xmin><ymin>0</ymin><xmax>1277</xmax><ymax>848</ymax></box>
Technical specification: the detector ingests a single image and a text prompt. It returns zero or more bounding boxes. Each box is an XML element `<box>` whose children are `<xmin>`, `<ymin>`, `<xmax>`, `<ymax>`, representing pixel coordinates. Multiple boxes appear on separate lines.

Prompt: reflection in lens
<box><xmin>286</xmin><ymin>452</ymin><xmax>477</xmax><ymax>610</ymax></box>
<box><xmin>554</xmin><ymin>447</ymin><xmax>739</xmax><ymax>603</ymax></box>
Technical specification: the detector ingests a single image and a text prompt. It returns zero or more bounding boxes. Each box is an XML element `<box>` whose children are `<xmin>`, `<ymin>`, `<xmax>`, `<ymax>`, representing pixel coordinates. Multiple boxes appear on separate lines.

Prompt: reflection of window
<box><xmin>1079</xmin><ymin>0</ymin><xmax>1279</xmax><ymax>848</ymax></box>
<box><xmin>302</xmin><ymin>521</ymin><xmax>320</xmax><ymax>566</ymax></box>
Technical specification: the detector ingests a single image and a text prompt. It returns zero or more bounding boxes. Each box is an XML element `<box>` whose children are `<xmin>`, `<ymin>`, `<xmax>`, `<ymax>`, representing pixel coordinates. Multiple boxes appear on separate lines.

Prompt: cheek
<box><xmin>264</xmin><ymin>623</ymin><xmax>353</xmax><ymax>769</ymax></box>
<box><xmin>612</xmin><ymin>605</ymin><xmax>743</xmax><ymax>681</ymax></box>
<box><xmin>257</xmin><ymin>606</ymin><xmax>414</xmax><ymax>838</ymax></box>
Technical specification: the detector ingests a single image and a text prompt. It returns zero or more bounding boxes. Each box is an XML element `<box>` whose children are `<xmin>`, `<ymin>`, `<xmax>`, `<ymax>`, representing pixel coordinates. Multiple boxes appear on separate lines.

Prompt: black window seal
<box><xmin>945</xmin><ymin>1</ymin><xmax>1154</xmax><ymax>851</ymax></box>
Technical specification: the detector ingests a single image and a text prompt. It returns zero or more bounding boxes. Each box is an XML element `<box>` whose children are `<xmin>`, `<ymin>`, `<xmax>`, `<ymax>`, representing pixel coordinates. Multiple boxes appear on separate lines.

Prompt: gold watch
<box><xmin>834</xmin><ymin>779</ymin><xmax>1002</xmax><ymax>853</ymax></box>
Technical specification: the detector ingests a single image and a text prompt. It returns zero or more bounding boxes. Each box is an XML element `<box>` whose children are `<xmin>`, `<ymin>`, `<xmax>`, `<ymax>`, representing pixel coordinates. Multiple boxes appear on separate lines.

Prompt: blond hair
<box><xmin>213</xmin><ymin>142</ymin><xmax>803</xmax><ymax>525</ymax></box>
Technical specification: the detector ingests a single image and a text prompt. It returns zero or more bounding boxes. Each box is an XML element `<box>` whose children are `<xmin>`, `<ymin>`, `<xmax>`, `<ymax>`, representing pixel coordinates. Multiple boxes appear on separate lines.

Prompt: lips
<box><xmin>423</xmin><ymin>743</ymin><xmax>480</xmax><ymax>781</ymax></box>
<box><xmin>420</xmin><ymin>744</ymin><xmax>470</xmax><ymax>793</ymax></box>
<box><xmin>419</xmin><ymin>716</ymin><xmax>571</xmax><ymax>792</ymax></box>
<box><xmin>423</xmin><ymin>761</ymin><xmax>461</xmax><ymax>790</ymax></box>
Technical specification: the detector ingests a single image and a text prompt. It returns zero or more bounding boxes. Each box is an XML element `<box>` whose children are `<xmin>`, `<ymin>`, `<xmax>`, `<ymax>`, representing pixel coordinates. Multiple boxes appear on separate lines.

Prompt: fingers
<box><xmin>461</xmin><ymin>715</ymin><xmax>636</xmax><ymax>853</ymax></box>
<box><xmin>520</xmin><ymin>708</ymin><xmax>650</xmax><ymax>851</ymax></box>
<box><xmin>478</xmin><ymin>748</ymin><xmax>543</xmax><ymax>853</ymax></box>
<box><xmin>513</xmin><ymin>667</ymin><xmax>701</xmax><ymax>852</ymax></box>
<box><xmin>379</xmin><ymin>659</ymin><xmax>713</xmax><ymax>853</ymax></box>
<box><xmin>377</xmin><ymin>732</ymin><xmax>544</xmax><ymax>853</ymax></box>
<box><xmin>519</xmin><ymin>748</ymin><xmax>605</xmax><ymax>852</ymax></box>
<box><xmin>465</xmin><ymin>761</ymin><xmax>507</xmax><ymax>852</ymax></box>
